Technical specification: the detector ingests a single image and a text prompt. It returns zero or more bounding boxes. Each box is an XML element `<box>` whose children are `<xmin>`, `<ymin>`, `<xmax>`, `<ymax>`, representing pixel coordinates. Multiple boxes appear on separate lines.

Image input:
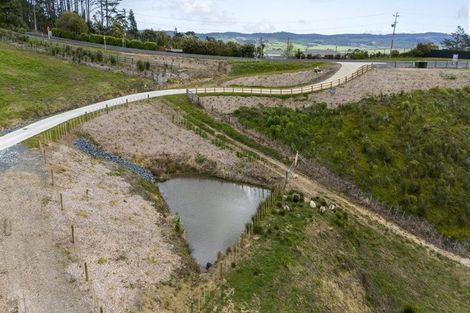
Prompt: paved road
<box><xmin>0</xmin><ymin>62</ymin><xmax>373</xmax><ymax>152</ymax></box>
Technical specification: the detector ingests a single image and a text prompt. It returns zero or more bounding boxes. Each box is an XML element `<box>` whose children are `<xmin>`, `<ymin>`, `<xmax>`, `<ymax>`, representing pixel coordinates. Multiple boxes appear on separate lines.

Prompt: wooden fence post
<box><xmin>71</xmin><ymin>225</ymin><xmax>75</xmax><ymax>243</ymax></box>
<box><xmin>84</xmin><ymin>262</ymin><xmax>89</xmax><ymax>281</ymax></box>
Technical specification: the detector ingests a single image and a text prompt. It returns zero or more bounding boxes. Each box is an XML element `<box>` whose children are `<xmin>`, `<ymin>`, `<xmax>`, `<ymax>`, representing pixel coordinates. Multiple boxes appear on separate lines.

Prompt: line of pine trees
<box><xmin>0</xmin><ymin>0</ymin><xmax>126</xmax><ymax>34</ymax></box>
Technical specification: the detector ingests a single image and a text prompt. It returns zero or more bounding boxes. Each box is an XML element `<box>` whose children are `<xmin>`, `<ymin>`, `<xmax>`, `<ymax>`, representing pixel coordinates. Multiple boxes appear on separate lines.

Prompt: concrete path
<box><xmin>0</xmin><ymin>62</ymin><xmax>374</xmax><ymax>152</ymax></box>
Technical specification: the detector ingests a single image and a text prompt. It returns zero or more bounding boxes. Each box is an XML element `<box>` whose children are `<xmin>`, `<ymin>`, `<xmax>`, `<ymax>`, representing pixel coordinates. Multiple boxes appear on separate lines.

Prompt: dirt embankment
<box><xmin>221</xmin><ymin>63</ymin><xmax>341</xmax><ymax>88</ymax></box>
<box><xmin>81</xmin><ymin>100</ymin><xmax>274</xmax><ymax>186</ymax></box>
<box><xmin>0</xmin><ymin>143</ymin><xmax>189</xmax><ymax>312</ymax></box>
<box><xmin>200</xmin><ymin>68</ymin><xmax>470</xmax><ymax>113</ymax></box>
<box><xmin>127</xmin><ymin>52</ymin><xmax>229</xmax><ymax>80</ymax></box>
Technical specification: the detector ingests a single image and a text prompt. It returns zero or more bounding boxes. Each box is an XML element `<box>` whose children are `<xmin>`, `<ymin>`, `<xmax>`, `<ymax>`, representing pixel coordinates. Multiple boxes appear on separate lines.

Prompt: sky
<box><xmin>120</xmin><ymin>0</ymin><xmax>470</xmax><ymax>34</ymax></box>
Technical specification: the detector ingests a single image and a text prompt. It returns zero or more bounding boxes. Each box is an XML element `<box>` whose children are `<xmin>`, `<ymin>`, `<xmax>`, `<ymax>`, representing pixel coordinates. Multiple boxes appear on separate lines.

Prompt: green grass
<box><xmin>228</xmin><ymin>59</ymin><xmax>324</xmax><ymax>77</ymax></box>
<box><xmin>0</xmin><ymin>41</ymin><xmax>153</xmax><ymax>129</ymax></box>
<box><xmin>205</xmin><ymin>192</ymin><xmax>470</xmax><ymax>313</ymax></box>
<box><xmin>235</xmin><ymin>88</ymin><xmax>470</xmax><ymax>241</ymax></box>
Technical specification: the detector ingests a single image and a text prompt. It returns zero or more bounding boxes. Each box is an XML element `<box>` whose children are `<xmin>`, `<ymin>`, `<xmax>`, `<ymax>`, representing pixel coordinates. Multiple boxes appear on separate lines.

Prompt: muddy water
<box><xmin>159</xmin><ymin>177</ymin><xmax>270</xmax><ymax>267</ymax></box>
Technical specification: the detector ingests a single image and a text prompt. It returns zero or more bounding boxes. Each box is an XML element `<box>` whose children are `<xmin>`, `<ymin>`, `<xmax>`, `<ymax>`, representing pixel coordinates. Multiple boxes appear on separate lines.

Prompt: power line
<box><xmin>131</xmin><ymin>11</ymin><xmax>391</xmax><ymax>25</ymax></box>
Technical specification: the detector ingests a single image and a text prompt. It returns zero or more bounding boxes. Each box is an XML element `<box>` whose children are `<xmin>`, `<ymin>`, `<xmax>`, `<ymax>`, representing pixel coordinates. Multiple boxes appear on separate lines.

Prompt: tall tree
<box><xmin>442</xmin><ymin>26</ymin><xmax>470</xmax><ymax>51</ymax></box>
<box><xmin>94</xmin><ymin>0</ymin><xmax>120</xmax><ymax>29</ymax></box>
<box><xmin>127</xmin><ymin>9</ymin><xmax>137</xmax><ymax>38</ymax></box>
<box><xmin>0</xmin><ymin>0</ymin><xmax>26</xmax><ymax>30</ymax></box>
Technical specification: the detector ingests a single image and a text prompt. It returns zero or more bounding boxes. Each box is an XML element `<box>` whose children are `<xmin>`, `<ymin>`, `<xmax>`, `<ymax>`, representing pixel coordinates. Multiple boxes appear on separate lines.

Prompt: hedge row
<box><xmin>0</xmin><ymin>28</ymin><xmax>30</xmax><ymax>42</ymax></box>
<box><xmin>51</xmin><ymin>28</ymin><xmax>159</xmax><ymax>51</ymax></box>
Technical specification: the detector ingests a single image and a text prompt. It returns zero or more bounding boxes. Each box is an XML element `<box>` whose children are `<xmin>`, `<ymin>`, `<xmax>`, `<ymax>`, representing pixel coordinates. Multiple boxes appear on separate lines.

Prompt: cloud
<box><xmin>457</xmin><ymin>4</ymin><xmax>468</xmax><ymax>18</ymax></box>
<box><xmin>176</xmin><ymin>0</ymin><xmax>214</xmax><ymax>14</ymax></box>
<box><xmin>244</xmin><ymin>22</ymin><xmax>276</xmax><ymax>33</ymax></box>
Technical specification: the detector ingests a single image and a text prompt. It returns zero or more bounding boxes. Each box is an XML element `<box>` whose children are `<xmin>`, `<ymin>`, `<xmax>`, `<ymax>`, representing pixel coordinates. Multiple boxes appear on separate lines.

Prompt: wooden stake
<box><xmin>198</xmin><ymin>289</ymin><xmax>201</xmax><ymax>312</ymax></box>
<box><xmin>84</xmin><ymin>262</ymin><xmax>89</xmax><ymax>281</ymax></box>
<box><xmin>71</xmin><ymin>225</ymin><xmax>75</xmax><ymax>244</ymax></box>
<box><xmin>51</xmin><ymin>169</ymin><xmax>54</xmax><ymax>186</ymax></box>
<box><xmin>60</xmin><ymin>193</ymin><xmax>64</xmax><ymax>211</ymax></box>
<box><xmin>100</xmin><ymin>307</ymin><xmax>103</xmax><ymax>313</ymax></box>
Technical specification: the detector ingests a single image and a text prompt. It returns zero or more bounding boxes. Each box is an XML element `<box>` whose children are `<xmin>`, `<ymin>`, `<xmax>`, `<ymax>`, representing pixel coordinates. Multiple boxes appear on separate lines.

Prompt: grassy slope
<box><xmin>0</xmin><ymin>42</ymin><xmax>152</xmax><ymax>129</ymax></box>
<box><xmin>205</xmin><ymin>193</ymin><xmax>470</xmax><ymax>313</ymax></box>
<box><xmin>235</xmin><ymin>88</ymin><xmax>470</xmax><ymax>241</ymax></box>
<box><xmin>155</xmin><ymin>95</ymin><xmax>469</xmax><ymax>313</ymax></box>
<box><xmin>228</xmin><ymin>59</ymin><xmax>324</xmax><ymax>77</ymax></box>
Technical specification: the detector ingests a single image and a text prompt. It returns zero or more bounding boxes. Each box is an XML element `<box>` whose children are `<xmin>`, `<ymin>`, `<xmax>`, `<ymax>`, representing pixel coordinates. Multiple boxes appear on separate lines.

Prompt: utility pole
<box><xmin>390</xmin><ymin>12</ymin><xmax>400</xmax><ymax>58</ymax></box>
<box><xmin>33</xmin><ymin>0</ymin><xmax>37</xmax><ymax>32</ymax></box>
<box><xmin>260</xmin><ymin>37</ymin><xmax>264</xmax><ymax>59</ymax></box>
<box><xmin>122</xmin><ymin>8</ymin><xmax>127</xmax><ymax>48</ymax></box>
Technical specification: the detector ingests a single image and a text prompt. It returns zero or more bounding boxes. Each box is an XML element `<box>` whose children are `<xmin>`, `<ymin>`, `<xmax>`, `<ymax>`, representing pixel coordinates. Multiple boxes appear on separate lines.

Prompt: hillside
<box><xmin>196</xmin><ymin>31</ymin><xmax>451</xmax><ymax>50</ymax></box>
<box><xmin>235</xmin><ymin>88</ymin><xmax>470</xmax><ymax>242</ymax></box>
<box><xmin>0</xmin><ymin>42</ymin><xmax>153</xmax><ymax>130</ymax></box>
<box><xmin>202</xmin><ymin>192</ymin><xmax>469</xmax><ymax>313</ymax></box>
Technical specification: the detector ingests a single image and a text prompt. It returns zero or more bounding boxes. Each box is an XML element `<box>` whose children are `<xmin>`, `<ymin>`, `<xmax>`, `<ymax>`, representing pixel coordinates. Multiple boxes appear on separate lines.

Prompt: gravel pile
<box><xmin>74</xmin><ymin>138</ymin><xmax>156</xmax><ymax>182</ymax></box>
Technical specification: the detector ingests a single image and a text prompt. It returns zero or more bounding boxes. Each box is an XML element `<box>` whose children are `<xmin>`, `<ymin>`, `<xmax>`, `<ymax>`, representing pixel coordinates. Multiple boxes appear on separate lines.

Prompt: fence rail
<box><xmin>188</xmin><ymin>64</ymin><xmax>373</xmax><ymax>96</ymax></box>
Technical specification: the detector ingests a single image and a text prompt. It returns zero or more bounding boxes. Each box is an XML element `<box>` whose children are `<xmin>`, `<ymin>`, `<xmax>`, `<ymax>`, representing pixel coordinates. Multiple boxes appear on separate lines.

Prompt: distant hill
<box><xmin>193</xmin><ymin>31</ymin><xmax>451</xmax><ymax>50</ymax></box>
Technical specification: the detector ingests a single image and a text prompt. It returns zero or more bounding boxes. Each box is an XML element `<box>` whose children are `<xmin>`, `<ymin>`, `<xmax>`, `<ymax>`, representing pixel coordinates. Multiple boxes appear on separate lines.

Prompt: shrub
<box><xmin>51</xmin><ymin>28</ymin><xmax>61</xmax><ymax>37</ymax></box>
<box><xmin>144</xmin><ymin>61</ymin><xmax>150</xmax><ymax>70</ymax></box>
<box><xmin>61</xmin><ymin>30</ymin><xmax>75</xmax><ymax>40</ymax></box>
<box><xmin>136</xmin><ymin>60</ymin><xmax>145</xmax><ymax>72</ymax></box>
<box><xmin>128</xmin><ymin>39</ymin><xmax>144</xmax><ymax>49</ymax></box>
<box><xmin>109</xmin><ymin>55</ymin><xmax>117</xmax><ymax>65</ymax></box>
<box><xmin>143</xmin><ymin>41</ymin><xmax>157</xmax><ymax>51</ymax></box>
<box><xmin>97</xmin><ymin>257</ymin><xmax>106</xmax><ymax>265</ymax></box>
<box><xmin>89</xmin><ymin>34</ymin><xmax>104</xmax><ymax>44</ymax></box>
<box><xmin>56</xmin><ymin>12</ymin><xmax>88</xmax><ymax>35</ymax></box>
<box><xmin>95</xmin><ymin>50</ymin><xmax>103</xmax><ymax>62</ymax></box>
<box><xmin>79</xmin><ymin>33</ymin><xmax>90</xmax><ymax>42</ymax></box>
<box><xmin>104</xmin><ymin>36</ymin><xmax>121</xmax><ymax>46</ymax></box>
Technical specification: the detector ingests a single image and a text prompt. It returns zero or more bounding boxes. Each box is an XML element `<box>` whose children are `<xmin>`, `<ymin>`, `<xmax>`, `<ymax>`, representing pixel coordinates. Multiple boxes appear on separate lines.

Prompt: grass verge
<box><xmin>203</xmin><ymin>192</ymin><xmax>470</xmax><ymax>313</ymax></box>
<box><xmin>228</xmin><ymin>60</ymin><xmax>324</xmax><ymax>77</ymax></box>
<box><xmin>0</xmin><ymin>41</ymin><xmax>153</xmax><ymax>129</ymax></box>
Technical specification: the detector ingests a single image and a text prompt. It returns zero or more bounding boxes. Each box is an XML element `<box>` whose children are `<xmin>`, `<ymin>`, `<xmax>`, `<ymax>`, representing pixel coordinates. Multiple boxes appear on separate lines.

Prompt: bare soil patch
<box><xmin>0</xmin><ymin>142</ymin><xmax>188</xmax><ymax>312</ymax></box>
<box><xmin>200</xmin><ymin>68</ymin><xmax>470</xmax><ymax>113</ymax></box>
<box><xmin>221</xmin><ymin>63</ymin><xmax>340</xmax><ymax>88</ymax></box>
<box><xmin>0</xmin><ymin>150</ymin><xmax>91</xmax><ymax>313</ymax></box>
<box><xmin>80</xmin><ymin>100</ymin><xmax>273</xmax><ymax>186</ymax></box>
<box><xmin>126</xmin><ymin>52</ymin><xmax>229</xmax><ymax>79</ymax></box>
<box><xmin>47</xmin><ymin>144</ymin><xmax>185</xmax><ymax>312</ymax></box>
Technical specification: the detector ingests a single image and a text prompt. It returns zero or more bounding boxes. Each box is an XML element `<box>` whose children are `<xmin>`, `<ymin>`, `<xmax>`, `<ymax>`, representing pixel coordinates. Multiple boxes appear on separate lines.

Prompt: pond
<box><xmin>159</xmin><ymin>177</ymin><xmax>270</xmax><ymax>267</ymax></box>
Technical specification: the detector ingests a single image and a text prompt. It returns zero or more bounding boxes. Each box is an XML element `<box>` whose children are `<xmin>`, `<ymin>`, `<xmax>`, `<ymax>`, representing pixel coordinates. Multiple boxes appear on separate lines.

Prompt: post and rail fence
<box><xmin>188</xmin><ymin>64</ymin><xmax>373</xmax><ymax>96</ymax></box>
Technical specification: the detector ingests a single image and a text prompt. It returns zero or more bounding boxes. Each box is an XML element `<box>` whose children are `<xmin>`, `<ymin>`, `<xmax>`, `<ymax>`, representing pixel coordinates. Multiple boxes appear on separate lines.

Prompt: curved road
<box><xmin>0</xmin><ymin>62</ymin><xmax>374</xmax><ymax>151</ymax></box>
